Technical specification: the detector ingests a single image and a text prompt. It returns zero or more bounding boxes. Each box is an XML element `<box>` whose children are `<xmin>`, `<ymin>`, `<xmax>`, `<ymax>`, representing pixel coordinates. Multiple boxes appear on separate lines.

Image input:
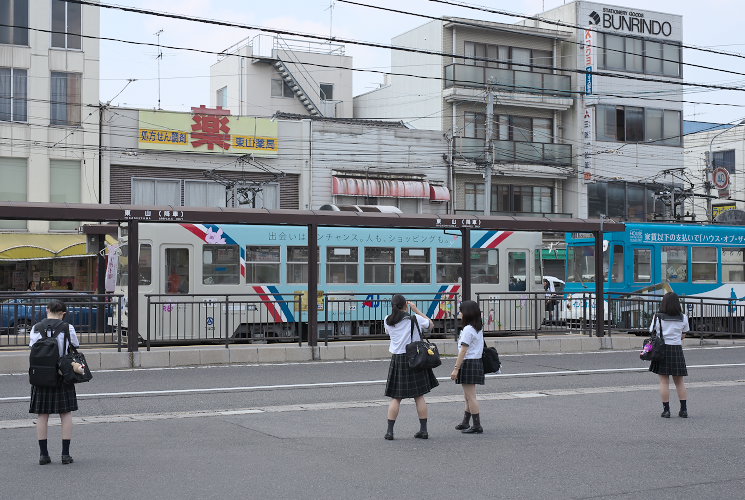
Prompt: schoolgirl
<box><xmin>383</xmin><ymin>294</ymin><xmax>438</xmax><ymax>440</ymax></box>
<box><xmin>451</xmin><ymin>300</ymin><xmax>485</xmax><ymax>434</ymax></box>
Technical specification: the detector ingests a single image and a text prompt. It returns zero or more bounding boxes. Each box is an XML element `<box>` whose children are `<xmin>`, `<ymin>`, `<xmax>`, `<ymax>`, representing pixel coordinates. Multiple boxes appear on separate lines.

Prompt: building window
<box><xmin>364</xmin><ymin>247</ymin><xmax>394</xmax><ymax>284</ymax></box>
<box><xmin>712</xmin><ymin>150</ymin><xmax>736</xmax><ymax>174</ymax></box>
<box><xmin>49</xmin><ymin>160</ymin><xmax>80</xmax><ymax>230</ymax></box>
<box><xmin>596</xmin><ymin>105</ymin><xmax>681</xmax><ymax>146</ymax></box>
<box><xmin>271</xmin><ymin>78</ymin><xmax>294</xmax><ymax>98</ymax></box>
<box><xmin>320</xmin><ymin>83</ymin><xmax>333</xmax><ymax>100</ymax></box>
<box><xmin>0</xmin><ymin>157</ymin><xmax>27</xmax><ymax>230</ymax></box>
<box><xmin>184</xmin><ymin>180</ymin><xmax>226</xmax><ymax>207</ymax></box>
<box><xmin>401</xmin><ymin>248</ymin><xmax>430</xmax><ymax>283</ymax></box>
<box><xmin>0</xmin><ymin>0</ymin><xmax>28</xmax><ymax>45</ymax></box>
<box><xmin>662</xmin><ymin>246</ymin><xmax>688</xmax><ymax>282</ymax></box>
<box><xmin>326</xmin><ymin>247</ymin><xmax>358</xmax><ymax>284</ymax></box>
<box><xmin>599</xmin><ymin>34</ymin><xmax>680</xmax><ymax>78</ymax></box>
<box><xmin>464</xmin><ymin>112</ymin><xmax>487</xmax><ymax>139</ymax></box>
<box><xmin>0</xmin><ymin>67</ymin><xmax>27</xmax><ymax>122</ymax></box>
<box><xmin>203</xmin><ymin>244</ymin><xmax>240</xmax><ymax>285</ymax></box>
<box><xmin>253</xmin><ymin>183</ymin><xmax>279</xmax><ymax>209</ymax></box>
<box><xmin>692</xmin><ymin>247</ymin><xmax>717</xmax><ymax>283</ymax></box>
<box><xmin>216</xmin><ymin>86</ymin><xmax>227</xmax><ymax>108</ymax></box>
<box><xmin>472</xmin><ymin>249</ymin><xmax>499</xmax><ymax>284</ymax></box>
<box><xmin>722</xmin><ymin>248</ymin><xmax>745</xmax><ymax>282</ymax></box>
<box><xmin>51</xmin><ymin>0</ymin><xmax>81</xmax><ymax>49</ymax></box>
<box><xmin>246</xmin><ymin>246</ymin><xmax>280</xmax><ymax>283</ymax></box>
<box><xmin>588</xmin><ymin>181</ymin><xmax>675</xmax><ymax>221</ymax></box>
<box><xmin>492</xmin><ymin>185</ymin><xmax>552</xmax><ymax>214</ymax></box>
<box><xmin>131</xmin><ymin>178</ymin><xmax>181</xmax><ymax>205</ymax></box>
<box><xmin>50</xmin><ymin>72</ymin><xmax>81</xmax><ymax>125</ymax></box>
<box><xmin>464</xmin><ymin>183</ymin><xmax>484</xmax><ymax>212</ymax></box>
<box><xmin>436</xmin><ymin>248</ymin><xmax>462</xmax><ymax>283</ymax></box>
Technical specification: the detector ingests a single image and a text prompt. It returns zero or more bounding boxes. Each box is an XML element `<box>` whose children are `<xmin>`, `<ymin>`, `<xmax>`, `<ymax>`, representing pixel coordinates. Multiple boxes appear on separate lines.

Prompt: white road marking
<box><xmin>2</xmin><ymin>362</ymin><xmax>745</xmax><ymax>403</ymax></box>
<box><xmin>1</xmin><ymin>379</ymin><xmax>742</xmax><ymax>430</ymax></box>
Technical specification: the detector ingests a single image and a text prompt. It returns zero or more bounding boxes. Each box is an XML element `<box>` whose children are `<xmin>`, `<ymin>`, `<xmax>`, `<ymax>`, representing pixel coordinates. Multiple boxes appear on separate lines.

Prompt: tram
<box><xmin>112</xmin><ymin>222</ymin><xmax>549</xmax><ymax>341</ymax></box>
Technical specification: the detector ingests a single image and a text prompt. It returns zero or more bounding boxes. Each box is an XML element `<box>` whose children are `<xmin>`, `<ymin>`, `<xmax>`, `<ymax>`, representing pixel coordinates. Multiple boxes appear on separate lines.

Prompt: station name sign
<box><xmin>122</xmin><ymin>209</ymin><xmax>185</xmax><ymax>222</ymax></box>
<box><xmin>591</xmin><ymin>7</ymin><xmax>673</xmax><ymax>37</ymax></box>
<box><xmin>435</xmin><ymin>218</ymin><xmax>482</xmax><ymax>229</ymax></box>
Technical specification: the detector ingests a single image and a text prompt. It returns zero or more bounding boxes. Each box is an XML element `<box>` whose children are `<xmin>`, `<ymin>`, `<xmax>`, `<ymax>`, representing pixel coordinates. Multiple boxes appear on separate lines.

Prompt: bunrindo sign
<box><xmin>138</xmin><ymin>106</ymin><xmax>279</xmax><ymax>157</ymax></box>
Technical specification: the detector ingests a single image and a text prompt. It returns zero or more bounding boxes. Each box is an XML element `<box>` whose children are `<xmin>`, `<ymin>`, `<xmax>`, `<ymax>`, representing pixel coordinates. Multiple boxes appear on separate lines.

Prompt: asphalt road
<box><xmin>1</xmin><ymin>346</ymin><xmax>744</xmax><ymax>499</ymax></box>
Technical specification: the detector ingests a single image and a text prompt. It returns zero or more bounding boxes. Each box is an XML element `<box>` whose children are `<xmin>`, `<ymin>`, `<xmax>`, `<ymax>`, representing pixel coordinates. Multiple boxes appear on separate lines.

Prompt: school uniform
<box><xmin>384</xmin><ymin>313</ymin><xmax>439</xmax><ymax>399</ymax></box>
<box><xmin>28</xmin><ymin>320</ymin><xmax>80</xmax><ymax>415</ymax></box>
<box><xmin>456</xmin><ymin>325</ymin><xmax>485</xmax><ymax>385</ymax></box>
<box><xmin>648</xmin><ymin>313</ymin><xmax>689</xmax><ymax>377</ymax></box>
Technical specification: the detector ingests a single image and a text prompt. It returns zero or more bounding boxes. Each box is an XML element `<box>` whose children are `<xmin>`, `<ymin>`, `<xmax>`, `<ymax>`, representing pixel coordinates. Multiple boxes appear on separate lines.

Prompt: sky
<box><xmin>99</xmin><ymin>0</ymin><xmax>745</xmax><ymax>125</ymax></box>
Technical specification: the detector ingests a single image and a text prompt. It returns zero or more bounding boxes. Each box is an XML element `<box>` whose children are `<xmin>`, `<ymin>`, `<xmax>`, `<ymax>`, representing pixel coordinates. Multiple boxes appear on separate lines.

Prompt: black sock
<box><xmin>663</xmin><ymin>402</ymin><xmax>670</xmax><ymax>412</ymax></box>
<box><xmin>460</xmin><ymin>411</ymin><xmax>471</xmax><ymax>426</ymax></box>
<box><xmin>38</xmin><ymin>439</ymin><xmax>48</xmax><ymax>456</ymax></box>
<box><xmin>680</xmin><ymin>400</ymin><xmax>687</xmax><ymax>411</ymax></box>
<box><xmin>419</xmin><ymin>418</ymin><xmax>428</xmax><ymax>433</ymax></box>
<box><xmin>471</xmin><ymin>413</ymin><xmax>481</xmax><ymax>428</ymax></box>
<box><xmin>386</xmin><ymin>419</ymin><xmax>395</xmax><ymax>434</ymax></box>
<box><xmin>62</xmin><ymin>439</ymin><xmax>70</xmax><ymax>456</ymax></box>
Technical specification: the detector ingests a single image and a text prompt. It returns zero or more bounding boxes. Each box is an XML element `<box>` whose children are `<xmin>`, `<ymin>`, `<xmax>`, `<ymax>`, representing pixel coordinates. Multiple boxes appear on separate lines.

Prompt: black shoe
<box><xmin>462</xmin><ymin>426</ymin><xmax>483</xmax><ymax>434</ymax></box>
<box><xmin>414</xmin><ymin>431</ymin><xmax>428</xmax><ymax>439</ymax></box>
<box><xmin>384</xmin><ymin>432</ymin><xmax>394</xmax><ymax>441</ymax></box>
<box><xmin>61</xmin><ymin>455</ymin><xmax>74</xmax><ymax>465</ymax></box>
<box><xmin>661</xmin><ymin>410</ymin><xmax>671</xmax><ymax>418</ymax></box>
<box><xmin>39</xmin><ymin>455</ymin><xmax>51</xmax><ymax>465</ymax></box>
<box><xmin>454</xmin><ymin>423</ymin><xmax>469</xmax><ymax>430</ymax></box>
<box><xmin>679</xmin><ymin>410</ymin><xmax>688</xmax><ymax>418</ymax></box>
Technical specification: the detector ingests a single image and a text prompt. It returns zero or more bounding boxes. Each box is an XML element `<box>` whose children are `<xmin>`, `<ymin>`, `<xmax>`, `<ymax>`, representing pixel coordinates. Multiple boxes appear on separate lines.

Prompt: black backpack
<box><xmin>28</xmin><ymin>319</ymin><xmax>69</xmax><ymax>388</ymax></box>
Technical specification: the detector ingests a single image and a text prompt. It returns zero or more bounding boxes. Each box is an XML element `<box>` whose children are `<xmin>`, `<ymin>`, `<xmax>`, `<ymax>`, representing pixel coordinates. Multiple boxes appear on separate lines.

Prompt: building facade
<box><xmin>0</xmin><ymin>0</ymin><xmax>100</xmax><ymax>291</ymax></box>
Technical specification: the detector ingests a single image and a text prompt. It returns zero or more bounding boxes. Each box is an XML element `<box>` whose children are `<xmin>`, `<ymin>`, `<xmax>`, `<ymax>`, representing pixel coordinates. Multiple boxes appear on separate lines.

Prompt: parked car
<box><xmin>0</xmin><ymin>292</ymin><xmax>112</xmax><ymax>335</ymax></box>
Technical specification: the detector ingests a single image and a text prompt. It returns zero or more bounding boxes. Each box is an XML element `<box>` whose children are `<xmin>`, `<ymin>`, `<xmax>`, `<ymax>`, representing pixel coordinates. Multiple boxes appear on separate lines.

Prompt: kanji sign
<box><xmin>191</xmin><ymin>105</ymin><xmax>231</xmax><ymax>150</ymax></box>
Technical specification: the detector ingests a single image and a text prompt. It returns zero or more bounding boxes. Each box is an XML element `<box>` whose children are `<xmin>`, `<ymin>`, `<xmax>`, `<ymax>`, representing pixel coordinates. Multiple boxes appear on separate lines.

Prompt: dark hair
<box><xmin>386</xmin><ymin>294</ymin><xmax>408</xmax><ymax>326</ymax></box>
<box><xmin>47</xmin><ymin>299</ymin><xmax>67</xmax><ymax>314</ymax></box>
<box><xmin>460</xmin><ymin>300</ymin><xmax>483</xmax><ymax>331</ymax></box>
<box><xmin>659</xmin><ymin>292</ymin><xmax>682</xmax><ymax>316</ymax></box>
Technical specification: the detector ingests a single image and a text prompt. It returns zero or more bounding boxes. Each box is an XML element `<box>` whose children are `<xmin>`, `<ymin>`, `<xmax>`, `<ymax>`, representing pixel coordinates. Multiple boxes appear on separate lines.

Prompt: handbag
<box><xmin>640</xmin><ymin>314</ymin><xmax>665</xmax><ymax>362</ymax></box>
<box><xmin>482</xmin><ymin>339</ymin><xmax>501</xmax><ymax>374</ymax></box>
<box><xmin>57</xmin><ymin>328</ymin><xmax>93</xmax><ymax>384</ymax></box>
<box><xmin>405</xmin><ymin>315</ymin><xmax>441</xmax><ymax>371</ymax></box>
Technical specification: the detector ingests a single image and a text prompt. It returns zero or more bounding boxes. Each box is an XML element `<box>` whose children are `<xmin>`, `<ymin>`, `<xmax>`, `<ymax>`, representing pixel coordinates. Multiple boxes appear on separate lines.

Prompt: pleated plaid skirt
<box><xmin>456</xmin><ymin>358</ymin><xmax>485</xmax><ymax>385</ymax></box>
<box><xmin>385</xmin><ymin>354</ymin><xmax>439</xmax><ymax>399</ymax></box>
<box><xmin>649</xmin><ymin>344</ymin><xmax>688</xmax><ymax>377</ymax></box>
<box><xmin>29</xmin><ymin>382</ymin><xmax>78</xmax><ymax>415</ymax></box>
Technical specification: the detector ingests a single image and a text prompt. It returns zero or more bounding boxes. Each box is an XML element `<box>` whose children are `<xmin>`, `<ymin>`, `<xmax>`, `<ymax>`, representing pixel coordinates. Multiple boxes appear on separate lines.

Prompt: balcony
<box><xmin>443</xmin><ymin>64</ymin><xmax>573</xmax><ymax>110</ymax></box>
<box><xmin>456</xmin><ymin>210</ymin><xmax>572</xmax><ymax>218</ymax></box>
<box><xmin>458</xmin><ymin>137</ymin><xmax>572</xmax><ymax>166</ymax></box>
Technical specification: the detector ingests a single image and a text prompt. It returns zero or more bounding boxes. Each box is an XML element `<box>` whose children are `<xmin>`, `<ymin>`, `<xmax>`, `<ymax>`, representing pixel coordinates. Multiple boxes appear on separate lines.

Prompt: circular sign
<box><xmin>712</xmin><ymin>167</ymin><xmax>730</xmax><ymax>190</ymax></box>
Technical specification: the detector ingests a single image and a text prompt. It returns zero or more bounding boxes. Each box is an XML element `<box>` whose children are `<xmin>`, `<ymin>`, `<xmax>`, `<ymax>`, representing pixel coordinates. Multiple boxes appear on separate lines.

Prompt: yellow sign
<box><xmin>713</xmin><ymin>204</ymin><xmax>736</xmax><ymax>218</ymax></box>
<box><xmin>295</xmin><ymin>290</ymin><xmax>325</xmax><ymax>312</ymax></box>
<box><xmin>138</xmin><ymin>109</ymin><xmax>278</xmax><ymax>157</ymax></box>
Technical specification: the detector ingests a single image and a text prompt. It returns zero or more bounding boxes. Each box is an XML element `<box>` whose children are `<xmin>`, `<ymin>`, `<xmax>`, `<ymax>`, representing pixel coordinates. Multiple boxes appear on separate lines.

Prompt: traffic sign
<box><xmin>712</xmin><ymin>167</ymin><xmax>730</xmax><ymax>190</ymax></box>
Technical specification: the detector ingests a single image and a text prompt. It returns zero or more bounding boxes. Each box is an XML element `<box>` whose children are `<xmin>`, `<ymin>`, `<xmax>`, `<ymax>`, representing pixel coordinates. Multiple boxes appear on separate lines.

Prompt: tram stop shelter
<box><xmin>0</xmin><ymin>202</ymin><xmax>625</xmax><ymax>351</ymax></box>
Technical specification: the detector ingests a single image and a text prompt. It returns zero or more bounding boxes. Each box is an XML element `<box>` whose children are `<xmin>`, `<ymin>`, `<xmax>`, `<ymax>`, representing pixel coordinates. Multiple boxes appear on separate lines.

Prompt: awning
<box><xmin>429</xmin><ymin>185</ymin><xmax>451</xmax><ymax>202</ymax></box>
<box><xmin>0</xmin><ymin>234</ymin><xmax>94</xmax><ymax>261</ymax></box>
<box><xmin>332</xmin><ymin>177</ymin><xmax>430</xmax><ymax>198</ymax></box>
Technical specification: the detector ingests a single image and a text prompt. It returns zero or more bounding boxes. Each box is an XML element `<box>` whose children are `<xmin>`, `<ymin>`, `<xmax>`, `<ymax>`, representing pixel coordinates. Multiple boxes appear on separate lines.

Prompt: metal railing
<box><xmin>0</xmin><ymin>292</ymin><xmax>123</xmax><ymax>349</ymax></box>
<box><xmin>457</xmin><ymin>137</ymin><xmax>572</xmax><ymax>166</ymax></box>
<box><xmin>219</xmin><ymin>34</ymin><xmax>345</xmax><ymax>59</ymax></box>
<box><xmin>444</xmin><ymin>63</ymin><xmax>571</xmax><ymax>96</ymax></box>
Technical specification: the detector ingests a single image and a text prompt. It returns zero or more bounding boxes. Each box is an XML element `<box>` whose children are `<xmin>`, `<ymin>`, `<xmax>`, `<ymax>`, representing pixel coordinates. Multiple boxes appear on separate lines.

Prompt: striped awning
<box><xmin>0</xmin><ymin>234</ymin><xmax>108</xmax><ymax>260</ymax></box>
<box><xmin>332</xmin><ymin>177</ymin><xmax>430</xmax><ymax>198</ymax></box>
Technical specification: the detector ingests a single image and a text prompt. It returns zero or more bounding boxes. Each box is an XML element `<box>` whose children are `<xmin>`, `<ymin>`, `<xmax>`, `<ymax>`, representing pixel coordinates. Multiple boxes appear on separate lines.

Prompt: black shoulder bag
<box><xmin>405</xmin><ymin>315</ymin><xmax>442</xmax><ymax>371</ymax></box>
<box><xmin>482</xmin><ymin>339</ymin><xmax>501</xmax><ymax>374</ymax></box>
<box><xmin>58</xmin><ymin>326</ymin><xmax>93</xmax><ymax>384</ymax></box>
<box><xmin>640</xmin><ymin>314</ymin><xmax>665</xmax><ymax>362</ymax></box>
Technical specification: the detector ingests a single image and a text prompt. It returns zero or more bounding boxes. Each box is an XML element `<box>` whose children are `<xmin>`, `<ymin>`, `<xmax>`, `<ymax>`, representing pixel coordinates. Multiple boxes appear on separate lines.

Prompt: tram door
<box><xmin>157</xmin><ymin>246</ymin><xmax>201</xmax><ymax>341</ymax></box>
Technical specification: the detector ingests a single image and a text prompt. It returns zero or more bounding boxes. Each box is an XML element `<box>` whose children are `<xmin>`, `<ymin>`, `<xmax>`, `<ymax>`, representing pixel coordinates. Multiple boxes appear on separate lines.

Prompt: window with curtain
<box><xmin>0</xmin><ymin>0</ymin><xmax>28</xmax><ymax>45</ymax></box>
<box><xmin>49</xmin><ymin>160</ymin><xmax>80</xmax><ymax>230</ymax></box>
<box><xmin>132</xmin><ymin>178</ymin><xmax>181</xmax><ymax>205</ymax></box>
<box><xmin>464</xmin><ymin>183</ymin><xmax>484</xmax><ymax>211</ymax></box>
<box><xmin>0</xmin><ymin>67</ymin><xmax>27</xmax><ymax>122</ymax></box>
<box><xmin>464</xmin><ymin>111</ymin><xmax>486</xmax><ymax>138</ymax></box>
<box><xmin>0</xmin><ymin>157</ymin><xmax>27</xmax><ymax>229</ymax></box>
<box><xmin>184</xmin><ymin>180</ymin><xmax>226</xmax><ymax>207</ymax></box>
<box><xmin>510</xmin><ymin>116</ymin><xmax>532</xmax><ymax>142</ymax></box>
<box><xmin>712</xmin><ymin>150</ymin><xmax>736</xmax><ymax>174</ymax></box>
<box><xmin>50</xmin><ymin>72</ymin><xmax>81</xmax><ymax>125</ymax></box>
<box><xmin>596</xmin><ymin>105</ymin><xmax>680</xmax><ymax>145</ymax></box>
<box><xmin>253</xmin><ymin>183</ymin><xmax>279</xmax><ymax>209</ymax></box>
<box><xmin>51</xmin><ymin>0</ymin><xmax>81</xmax><ymax>49</ymax></box>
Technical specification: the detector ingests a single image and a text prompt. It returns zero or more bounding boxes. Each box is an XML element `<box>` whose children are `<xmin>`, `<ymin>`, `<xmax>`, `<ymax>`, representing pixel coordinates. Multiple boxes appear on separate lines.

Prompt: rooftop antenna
<box><xmin>155</xmin><ymin>29</ymin><xmax>163</xmax><ymax>110</ymax></box>
<box><xmin>325</xmin><ymin>0</ymin><xmax>335</xmax><ymax>40</ymax></box>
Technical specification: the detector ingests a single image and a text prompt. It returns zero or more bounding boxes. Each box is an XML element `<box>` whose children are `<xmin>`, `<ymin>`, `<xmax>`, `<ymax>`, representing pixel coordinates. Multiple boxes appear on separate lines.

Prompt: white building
<box><xmin>0</xmin><ymin>0</ymin><xmax>100</xmax><ymax>291</ymax></box>
<box><xmin>210</xmin><ymin>34</ymin><xmax>353</xmax><ymax>119</ymax></box>
<box><xmin>354</xmin><ymin>1</ymin><xmax>684</xmax><ymax>220</ymax></box>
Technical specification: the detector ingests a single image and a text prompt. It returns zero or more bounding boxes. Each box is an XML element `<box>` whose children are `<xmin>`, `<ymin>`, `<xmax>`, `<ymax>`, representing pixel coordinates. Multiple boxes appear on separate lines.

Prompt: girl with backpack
<box><xmin>451</xmin><ymin>300</ymin><xmax>485</xmax><ymax>434</ymax></box>
<box><xmin>28</xmin><ymin>299</ymin><xmax>80</xmax><ymax>465</ymax></box>
<box><xmin>383</xmin><ymin>294</ymin><xmax>438</xmax><ymax>440</ymax></box>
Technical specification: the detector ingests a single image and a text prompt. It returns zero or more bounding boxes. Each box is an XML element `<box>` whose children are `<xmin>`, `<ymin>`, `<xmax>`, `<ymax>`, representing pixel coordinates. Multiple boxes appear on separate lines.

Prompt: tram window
<box><xmin>472</xmin><ymin>249</ymin><xmax>499</xmax><ymax>284</ymax></box>
<box><xmin>566</xmin><ymin>245</ymin><xmax>595</xmax><ymax>282</ymax></box>
<box><xmin>246</xmin><ymin>246</ymin><xmax>280</xmax><ymax>283</ymax></box>
<box><xmin>402</xmin><ymin>248</ymin><xmax>430</xmax><ymax>283</ymax></box>
<box><xmin>662</xmin><ymin>246</ymin><xmax>688</xmax><ymax>282</ymax></box>
<box><xmin>692</xmin><ymin>246</ymin><xmax>717</xmax><ymax>283</ymax></box>
<box><xmin>286</xmin><ymin>246</ymin><xmax>319</xmax><ymax>284</ymax></box>
<box><xmin>437</xmin><ymin>248</ymin><xmax>462</xmax><ymax>283</ymax></box>
<box><xmin>327</xmin><ymin>247</ymin><xmax>358</xmax><ymax>284</ymax></box>
<box><xmin>116</xmin><ymin>243</ymin><xmax>152</xmax><ymax>286</ymax></box>
<box><xmin>202</xmin><ymin>244</ymin><xmax>240</xmax><ymax>285</ymax></box>
<box><xmin>722</xmin><ymin>248</ymin><xmax>745</xmax><ymax>282</ymax></box>
<box><xmin>633</xmin><ymin>248</ymin><xmax>651</xmax><ymax>282</ymax></box>
<box><xmin>364</xmin><ymin>247</ymin><xmax>395</xmax><ymax>284</ymax></box>
<box><xmin>612</xmin><ymin>245</ymin><xmax>624</xmax><ymax>283</ymax></box>
<box><xmin>165</xmin><ymin>248</ymin><xmax>189</xmax><ymax>294</ymax></box>
<box><xmin>508</xmin><ymin>252</ymin><xmax>527</xmax><ymax>291</ymax></box>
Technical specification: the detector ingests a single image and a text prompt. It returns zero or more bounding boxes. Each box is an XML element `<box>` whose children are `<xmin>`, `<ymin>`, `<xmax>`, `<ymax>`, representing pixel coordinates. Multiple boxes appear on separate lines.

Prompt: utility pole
<box><xmin>155</xmin><ymin>29</ymin><xmax>163</xmax><ymax>110</ymax></box>
<box><xmin>705</xmin><ymin>150</ymin><xmax>713</xmax><ymax>222</ymax></box>
<box><xmin>484</xmin><ymin>87</ymin><xmax>494</xmax><ymax>216</ymax></box>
